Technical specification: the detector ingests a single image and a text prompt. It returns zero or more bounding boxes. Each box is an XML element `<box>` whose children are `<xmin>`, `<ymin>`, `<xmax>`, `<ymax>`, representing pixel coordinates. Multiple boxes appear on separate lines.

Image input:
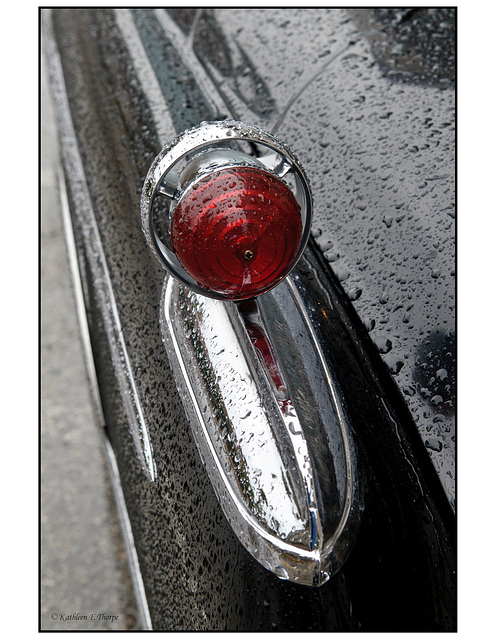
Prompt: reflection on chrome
<box><xmin>160</xmin><ymin>274</ymin><xmax>361</xmax><ymax>586</ymax></box>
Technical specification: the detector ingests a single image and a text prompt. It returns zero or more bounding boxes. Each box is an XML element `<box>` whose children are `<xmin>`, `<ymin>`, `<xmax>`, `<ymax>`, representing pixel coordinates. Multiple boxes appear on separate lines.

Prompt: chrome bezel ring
<box><xmin>141</xmin><ymin>120</ymin><xmax>313</xmax><ymax>300</ymax></box>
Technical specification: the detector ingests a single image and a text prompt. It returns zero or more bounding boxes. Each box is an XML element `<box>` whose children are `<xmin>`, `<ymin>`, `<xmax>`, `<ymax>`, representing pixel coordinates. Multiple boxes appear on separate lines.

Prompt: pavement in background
<box><xmin>41</xmin><ymin>51</ymin><xmax>139</xmax><ymax>631</ymax></box>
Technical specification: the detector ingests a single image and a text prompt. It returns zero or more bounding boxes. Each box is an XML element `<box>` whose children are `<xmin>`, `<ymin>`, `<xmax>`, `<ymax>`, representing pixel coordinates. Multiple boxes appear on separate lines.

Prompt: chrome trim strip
<box><xmin>114</xmin><ymin>9</ymin><xmax>175</xmax><ymax>145</ymax></box>
<box><xmin>58</xmin><ymin>165</ymin><xmax>105</xmax><ymax>430</ymax></box>
<box><xmin>43</xmin><ymin>9</ymin><xmax>157</xmax><ymax>483</ymax></box>
<box><xmin>154</xmin><ymin>8</ymin><xmax>232</xmax><ymax>119</ymax></box>
<box><xmin>57</xmin><ymin>131</ymin><xmax>154</xmax><ymax>631</ymax></box>
<box><xmin>103</xmin><ymin>437</ymin><xmax>153</xmax><ymax>630</ymax></box>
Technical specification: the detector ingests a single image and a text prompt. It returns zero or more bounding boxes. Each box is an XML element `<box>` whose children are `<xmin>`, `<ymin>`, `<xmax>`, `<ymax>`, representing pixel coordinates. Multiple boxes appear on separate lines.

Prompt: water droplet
<box><xmin>332</xmin><ymin>264</ymin><xmax>351</xmax><ymax>282</ymax></box>
<box><xmin>373</xmin><ymin>335</ymin><xmax>393</xmax><ymax>354</ymax></box>
<box><xmin>288</xmin><ymin>421</ymin><xmax>302</xmax><ymax>436</ymax></box>
<box><xmin>348</xmin><ymin>287</ymin><xmax>362</xmax><ymax>301</ymax></box>
<box><xmin>384</xmin><ymin>355</ymin><xmax>404</xmax><ymax>374</ymax></box>
<box><xmin>363</xmin><ymin>318</ymin><xmax>376</xmax><ymax>331</ymax></box>
<box><xmin>436</xmin><ymin>368</ymin><xmax>448</xmax><ymax>381</ymax></box>
<box><xmin>325</xmin><ymin>251</ymin><xmax>340</xmax><ymax>262</ymax></box>
<box><xmin>425</xmin><ymin>437</ymin><xmax>443</xmax><ymax>452</ymax></box>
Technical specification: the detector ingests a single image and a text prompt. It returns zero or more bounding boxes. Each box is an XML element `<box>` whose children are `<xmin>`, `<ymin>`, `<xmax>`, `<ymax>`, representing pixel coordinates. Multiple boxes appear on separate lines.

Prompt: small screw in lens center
<box><xmin>243</xmin><ymin>249</ymin><xmax>255</xmax><ymax>261</ymax></box>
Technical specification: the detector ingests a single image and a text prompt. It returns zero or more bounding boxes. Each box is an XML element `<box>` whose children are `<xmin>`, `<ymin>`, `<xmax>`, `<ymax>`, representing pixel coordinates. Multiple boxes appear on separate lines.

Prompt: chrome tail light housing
<box><xmin>141</xmin><ymin>120</ymin><xmax>312</xmax><ymax>300</ymax></box>
<box><xmin>142</xmin><ymin>121</ymin><xmax>361</xmax><ymax>586</ymax></box>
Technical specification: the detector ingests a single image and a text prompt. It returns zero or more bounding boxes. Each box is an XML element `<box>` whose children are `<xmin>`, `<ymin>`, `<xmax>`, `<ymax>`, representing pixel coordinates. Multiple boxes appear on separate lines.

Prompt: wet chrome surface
<box><xmin>160</xmin><ymin>274</ymin><xmax>360</xmax><ymax>585</ymax></box>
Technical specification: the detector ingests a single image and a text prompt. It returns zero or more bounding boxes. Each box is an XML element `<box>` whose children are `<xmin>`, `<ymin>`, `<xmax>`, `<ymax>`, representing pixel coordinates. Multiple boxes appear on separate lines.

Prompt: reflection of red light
<box><xmin>171</xmin><ymin>167</ymin><xmax>302</xmax><ymax>299</ymax></box>
<box><xmin>246</xmin><ymin>323</ymin><xmax>288</xmax><ymax>402</ymax></box>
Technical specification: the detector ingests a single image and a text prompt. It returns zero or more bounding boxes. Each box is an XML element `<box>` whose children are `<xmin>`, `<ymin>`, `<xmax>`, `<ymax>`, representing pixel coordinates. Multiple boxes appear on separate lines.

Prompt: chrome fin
<box><xmin>160</xmin><ymin>274</ymin><xmax>361</xmax><ymax>586</ymax></box>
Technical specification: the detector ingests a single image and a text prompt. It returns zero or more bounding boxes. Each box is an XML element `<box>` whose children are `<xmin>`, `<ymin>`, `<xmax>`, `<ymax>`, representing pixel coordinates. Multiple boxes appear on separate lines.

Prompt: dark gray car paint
<box><xmin>169</xmin><ymin>6</ymin><xmax>456</xmax><ymax>507</ymax></box>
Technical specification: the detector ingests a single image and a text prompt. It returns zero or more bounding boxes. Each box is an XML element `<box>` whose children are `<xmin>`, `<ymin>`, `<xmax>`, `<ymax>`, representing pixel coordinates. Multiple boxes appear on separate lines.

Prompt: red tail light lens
<box><xmin>171</xmin><ymin>167</ymin><xmax>302</xmax><ymax>299</ymax></box>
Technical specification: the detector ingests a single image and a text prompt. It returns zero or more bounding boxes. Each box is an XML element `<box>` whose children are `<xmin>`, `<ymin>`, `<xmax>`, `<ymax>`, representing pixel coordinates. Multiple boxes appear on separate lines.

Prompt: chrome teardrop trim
<box><xmin>160</xmin><ymin>274</ymin><xmax>361</xmax><ymax>586</ymax></box>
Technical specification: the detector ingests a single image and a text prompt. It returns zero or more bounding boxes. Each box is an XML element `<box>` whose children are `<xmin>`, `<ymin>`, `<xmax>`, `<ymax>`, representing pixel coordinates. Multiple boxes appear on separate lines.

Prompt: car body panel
<box><xmin>166</xmin><ymin>6</ymin><xmax>456</xmax><ymax>508</ymax></box>
<box><xmin>43</xmin><ymin>7</ymin><xmax>456</xmax><ymax>631</ymax></box>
